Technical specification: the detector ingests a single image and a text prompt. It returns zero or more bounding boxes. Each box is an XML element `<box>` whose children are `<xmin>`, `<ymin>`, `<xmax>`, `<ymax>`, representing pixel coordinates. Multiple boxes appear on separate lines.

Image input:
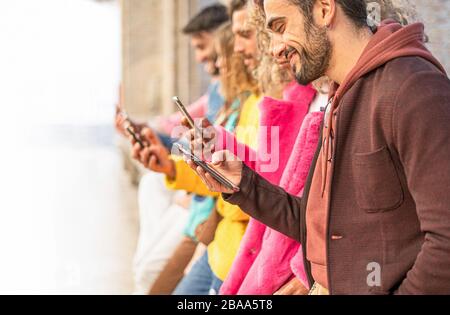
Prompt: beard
<box><xmin>212</xmin><ymin>65</ymin><xmax>220</xmax><ymax>76</ymax></box>
<box><xmin>290</xmin><ymin>23</ymin><xmax>332</xmax><ymax>85</ymax></box>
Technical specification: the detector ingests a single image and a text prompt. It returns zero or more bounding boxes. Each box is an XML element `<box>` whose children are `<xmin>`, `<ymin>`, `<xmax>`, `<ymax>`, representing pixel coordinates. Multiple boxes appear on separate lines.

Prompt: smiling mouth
<box><xmin>285</xmin><ymin>49</ymin><xmax>297</xmax><ymax>63</ymax></box>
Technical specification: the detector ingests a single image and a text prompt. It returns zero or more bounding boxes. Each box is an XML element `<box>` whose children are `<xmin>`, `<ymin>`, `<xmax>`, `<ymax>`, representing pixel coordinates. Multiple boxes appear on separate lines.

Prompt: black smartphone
<box><xmin>126</xmin><ymin>125</ymin><xmax>145</xmax><ymax>149</ymax></box>
<box><xmin>172</xmin><ymin>96</ymin><xmax>203</xmax><ymax>135</ymax></box>
<box><xmin>174</xmin><ymin>143</ymin><xmax>240</xmax><ymax>193</ymax></box>
<box><xmin>119</xmin><ymin>110</ymin><xmax>145</xmax><ymax>149</ymax></box>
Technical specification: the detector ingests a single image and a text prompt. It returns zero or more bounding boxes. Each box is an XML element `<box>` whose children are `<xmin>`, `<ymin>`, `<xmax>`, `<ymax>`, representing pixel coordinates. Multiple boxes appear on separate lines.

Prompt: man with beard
<box><xmin>186</xmin><ymin>0</ymin><xmax>450</xmax><ymax>294</ymax></box>
<box><xmin>231</xmin><ymin>0</ymin><xmax>259</xmax><ymax>71</ymax></box>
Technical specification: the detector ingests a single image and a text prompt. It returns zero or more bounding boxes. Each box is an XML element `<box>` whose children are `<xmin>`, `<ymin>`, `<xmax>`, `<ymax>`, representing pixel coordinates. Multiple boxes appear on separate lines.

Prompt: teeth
<box><xmin>284</xmin><ymin>50</ymin><xmax>289</xmax><ymax>59</ymax></box>
<box><xmin>284</xmin><ymin>49</ymin><xmax>296</xmax><ymax>61</ymax></box>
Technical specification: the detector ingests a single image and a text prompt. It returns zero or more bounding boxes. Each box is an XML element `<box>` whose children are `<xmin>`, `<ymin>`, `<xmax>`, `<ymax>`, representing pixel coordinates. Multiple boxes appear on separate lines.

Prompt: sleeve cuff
<box><xmin>164</xmin><ymin>156</ymin><xmax>185</xmax><ymax>190</ymax></box>
<box><xmin>222</xmin><ymin>163</ymin><xmax>255</xmax><ymax>206</ymax></box>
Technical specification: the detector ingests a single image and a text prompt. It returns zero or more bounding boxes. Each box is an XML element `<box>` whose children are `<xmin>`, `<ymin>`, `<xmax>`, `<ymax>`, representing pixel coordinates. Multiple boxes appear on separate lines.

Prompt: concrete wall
<box><xmin>121</xmin><ymin>0</ymin><xmax>203</xmax><ymax>119</ymax></box>
<box><xmin>414</xmin><ymin>0</ymin><xmax>450</xmax><ymax>74</ymax></box>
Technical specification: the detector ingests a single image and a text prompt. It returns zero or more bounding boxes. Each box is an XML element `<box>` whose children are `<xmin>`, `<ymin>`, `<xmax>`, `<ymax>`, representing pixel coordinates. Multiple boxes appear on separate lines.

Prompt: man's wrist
<box><xmin>222</xmin><ymin>163</ymin><xmax>254</xmax><ymax>204</ymax></box>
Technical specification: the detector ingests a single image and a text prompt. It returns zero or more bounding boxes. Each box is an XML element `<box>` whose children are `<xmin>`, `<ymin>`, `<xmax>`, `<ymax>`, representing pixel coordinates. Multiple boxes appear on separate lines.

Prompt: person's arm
<box><xmin>222</xmin><ymin>163</ymin><xmax>303</xmax><ymax>242</ymax></box>
<box><xmin>165</xmin><ymin>156</ymin><xmax>220</xmax><ymax>198</ymax></box>
<box><xmin>393</xmin><ymin>71</ymin><xmax>450</xmax><ymax>294</ymax></box>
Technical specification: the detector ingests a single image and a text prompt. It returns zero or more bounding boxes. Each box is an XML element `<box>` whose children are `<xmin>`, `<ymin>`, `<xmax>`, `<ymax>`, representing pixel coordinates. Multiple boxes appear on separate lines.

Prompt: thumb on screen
<box><xmin>211</xmin><ymin>150</ymin><xmax>237</xmax><ymax>166</ymax></box>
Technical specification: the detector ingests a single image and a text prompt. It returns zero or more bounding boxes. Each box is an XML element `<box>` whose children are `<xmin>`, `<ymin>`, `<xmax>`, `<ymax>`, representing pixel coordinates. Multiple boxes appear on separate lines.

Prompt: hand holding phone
<box><xmin>118</xmin><ymin>109</ymin><xmax>147</xmax><ymax>149</ymax></box>
<box><xmin>126</xmin><ymin>123</ymin><xmax>145</xmax><ymax>149</ymax></box>
<box><xmin>128</xmin><ymin>128</ymin><xmax>176</xmax><ymax>179</ymax></box>
<box><xmin>173</xmin><ymin>96</ymin><xmax>217</xmax><ymax>162</ymax></box>
<box><xmin>173</xmin><ymin>96</ymin><xmax>204</xmax><ymax>136</ymax></box>
<box><xmin>174</xmin><ymin>143</ymin><xmax>240</xmax><ymax>193</ymax></box>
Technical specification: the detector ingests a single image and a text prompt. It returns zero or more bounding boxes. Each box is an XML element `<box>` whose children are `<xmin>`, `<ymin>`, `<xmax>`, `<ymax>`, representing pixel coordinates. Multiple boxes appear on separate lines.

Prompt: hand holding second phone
<box><xmin>181</xmin><ymin>117</ymin><xmax>216</xmax><ymax>160</ymax></box>
<box><xmin>115</xmin><ymin>105</ymin><xmax>128</xmax><ymax>136</ymax></box>
<box><xmin>131</xmin><ymin>128</ymin><xmax>176</xmax><ymax>180</ymax></box>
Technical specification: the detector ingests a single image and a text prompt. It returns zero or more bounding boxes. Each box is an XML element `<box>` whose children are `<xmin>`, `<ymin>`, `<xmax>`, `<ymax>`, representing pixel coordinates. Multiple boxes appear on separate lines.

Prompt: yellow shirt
<box><xmin>165</xmin><ymin>94</ymin><xmax>261</xmax><ymax>280</ymax></box>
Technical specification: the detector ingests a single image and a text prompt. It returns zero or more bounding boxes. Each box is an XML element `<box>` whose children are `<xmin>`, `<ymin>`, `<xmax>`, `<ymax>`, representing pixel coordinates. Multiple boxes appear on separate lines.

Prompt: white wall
<box><xmin>0</xmin><ymin>0</ymin><xmax>121</xmax><ymax>127</ymax></box>
<box><xmin>0</xmin><ymin>0</ymin><xmax>123</xmax><ymax>294</ymax></box>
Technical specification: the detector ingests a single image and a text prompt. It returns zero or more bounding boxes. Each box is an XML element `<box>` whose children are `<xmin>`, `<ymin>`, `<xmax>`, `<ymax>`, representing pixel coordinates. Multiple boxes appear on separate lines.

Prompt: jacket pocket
<box><xmin>353</xmin><ymin>146</ymin><xmax>404</xmax><ymax>212</ymax></box>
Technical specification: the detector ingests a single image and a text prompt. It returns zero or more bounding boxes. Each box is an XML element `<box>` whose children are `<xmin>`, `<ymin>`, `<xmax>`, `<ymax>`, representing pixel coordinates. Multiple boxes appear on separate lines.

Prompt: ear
<box><xmin>314</xmin><ymin>0</ymin><xmax>337</xmax><ymax>28</ymax></box>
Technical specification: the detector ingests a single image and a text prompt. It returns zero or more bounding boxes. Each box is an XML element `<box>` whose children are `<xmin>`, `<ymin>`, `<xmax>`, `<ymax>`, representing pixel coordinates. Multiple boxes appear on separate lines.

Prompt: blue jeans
<box><xmin>173</xmin><ymin>252</ymin><xmax>223</xmax><ymax>295</ymax></box>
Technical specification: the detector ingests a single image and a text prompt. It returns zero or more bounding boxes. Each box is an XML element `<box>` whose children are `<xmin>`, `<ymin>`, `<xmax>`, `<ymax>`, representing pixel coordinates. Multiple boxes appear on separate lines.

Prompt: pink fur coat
<box><xmin>218</xmin><ymin>83</ymin><xmax>324</xmax><ymax>295</ymax></box>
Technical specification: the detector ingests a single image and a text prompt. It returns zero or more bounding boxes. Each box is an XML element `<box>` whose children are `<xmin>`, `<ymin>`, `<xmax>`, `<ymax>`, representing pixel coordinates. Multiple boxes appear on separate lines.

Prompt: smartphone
<box><xmin>172</xmin><ymin>96</ymin><xmax>203</xmax><ymax>135</ymax></box>
<box><xmin>126</xmin><ymin>125</ymin><xmax>145</xmax><ymax>149</ymax></box>
<box><xmin>174</xmin><ymin>143</ymin><xmax>240</xmax><ymax>193</ymax></box>
<box><xmin>119</xmin><ymin>109</ymin><xmax>145</xmax><ymax>149</ymax></box>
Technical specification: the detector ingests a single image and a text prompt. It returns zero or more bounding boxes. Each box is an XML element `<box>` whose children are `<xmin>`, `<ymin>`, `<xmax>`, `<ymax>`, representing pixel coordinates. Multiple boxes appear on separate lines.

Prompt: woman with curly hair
<box><xmin>135</xmin><ymin>21</ymin><xmax>259</xmax><ymax>295</ymax></box>
<box><xmin>160</xmin><ymin>22</ymin><xmax>262</xmax><ymax>295</ymax></box>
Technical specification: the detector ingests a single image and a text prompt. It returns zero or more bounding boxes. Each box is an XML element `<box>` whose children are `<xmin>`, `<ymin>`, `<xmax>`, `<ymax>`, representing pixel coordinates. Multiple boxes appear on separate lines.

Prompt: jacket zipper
<box><xmin>325</xmin><ymin>106</ymin><xmax>341</xmax><ymax>295</ymax></box>
<box><xmin>300</xmin><ymin>116</ymin><xmax>325</xmax><ymax>288</ymax></box>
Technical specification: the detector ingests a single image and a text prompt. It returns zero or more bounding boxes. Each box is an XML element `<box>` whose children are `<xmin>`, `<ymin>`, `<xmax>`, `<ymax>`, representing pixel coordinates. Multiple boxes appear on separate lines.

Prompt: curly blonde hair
<box><xmin>214</xmin><ymin>22</ymin><xmax>258</xmax><ymax>107</ymax></box>
<box><xmin>248</xmin><ymin>3</ymin><xmax>293</xmax><ymax>98</ymax></box>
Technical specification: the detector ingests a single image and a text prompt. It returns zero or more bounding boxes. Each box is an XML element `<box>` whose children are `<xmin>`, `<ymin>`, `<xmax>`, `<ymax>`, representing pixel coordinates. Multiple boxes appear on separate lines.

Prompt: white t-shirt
<box><xmin>309</xmin><ymin>92</ymin><xmax>329</xmax><ymax>113</ymax></box>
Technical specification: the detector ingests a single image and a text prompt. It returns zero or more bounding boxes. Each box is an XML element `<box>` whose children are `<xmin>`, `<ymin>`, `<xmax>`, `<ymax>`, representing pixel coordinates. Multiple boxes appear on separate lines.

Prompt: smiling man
<box><xmin>231</xmin><ymin>0</ymin><xmax>259</xmax><ymax>71</ymax></box>
<box><xmin>188</xmin><ymin>0</ymin><xmax>450</xmax><ymax>294</ymax></box>
<box><xmin>185</xmin><ymin>11</ymin><xmax>220</xmax><ymax>76</ymax></box>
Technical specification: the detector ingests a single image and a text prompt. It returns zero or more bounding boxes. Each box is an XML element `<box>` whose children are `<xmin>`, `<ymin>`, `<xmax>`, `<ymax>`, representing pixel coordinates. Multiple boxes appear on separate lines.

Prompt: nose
<box><xmin>195</xmin><ymin>51</ymin><xmax>207</xmax><ymax>63</ymax></box>
<box><xmin>215</xmin><ymin>56</ymin><xmax>221</xmax><ymax>69</ymax></box>
<box><xmin>234</xmin><ymin>38</ymin><xmax>244</xmax><ymax>54</ymax></box>
<box><xmin>272</xmin><ymin>41</ymin><xmax>287</xmax><ymax>59</ymax></box>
